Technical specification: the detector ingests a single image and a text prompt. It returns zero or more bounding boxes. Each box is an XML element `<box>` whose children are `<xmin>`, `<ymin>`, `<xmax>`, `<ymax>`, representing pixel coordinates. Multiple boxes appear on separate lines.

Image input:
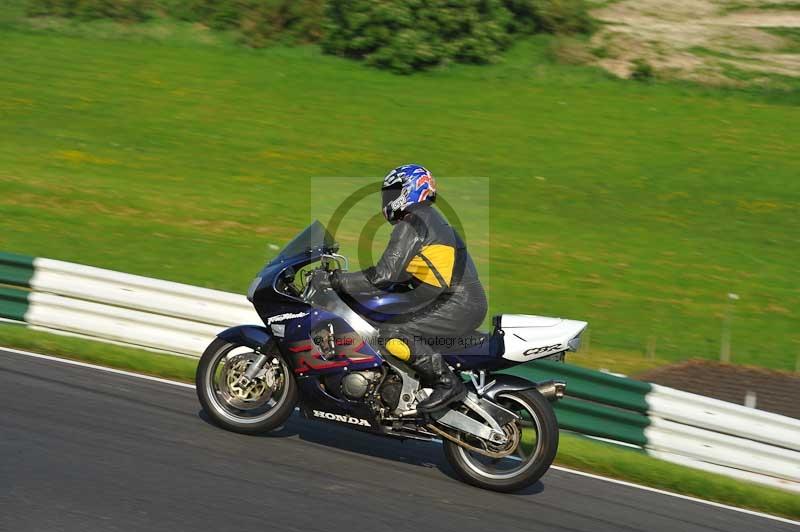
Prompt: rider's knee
<box><xmin>385</xmin><ymin>337</ymin><xmax>412</xmax><ymax>362</ymax></box>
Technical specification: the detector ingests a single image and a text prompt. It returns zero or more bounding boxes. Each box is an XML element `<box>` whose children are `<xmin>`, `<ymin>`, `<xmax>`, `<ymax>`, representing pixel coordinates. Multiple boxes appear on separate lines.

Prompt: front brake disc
<box><xmin>220</xmin><ymin>355</ymin><xmax>275</xmax><ymax>409</ymax></box>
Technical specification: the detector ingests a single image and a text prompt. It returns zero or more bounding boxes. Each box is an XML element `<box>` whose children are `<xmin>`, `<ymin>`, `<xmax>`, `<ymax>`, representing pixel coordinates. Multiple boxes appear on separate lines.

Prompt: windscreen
<box><xmin>270</xmin><ymin>220</ymin><xmax>335</xmax><ymax>263</ymax></box>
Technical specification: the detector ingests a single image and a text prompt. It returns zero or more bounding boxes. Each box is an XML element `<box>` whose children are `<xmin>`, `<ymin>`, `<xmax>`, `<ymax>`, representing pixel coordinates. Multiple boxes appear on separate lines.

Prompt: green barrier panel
<box><xmin>0</xmin><ymin>252</ymin><xmax>36</xmax><ymax>288</ymax></box>
<box><xmin>553</xmin><ymin>397</ymin><xmax>649</xmax><ymax>446</ymax></box>
<box><xmin>0</xmin><ymin>286</ymin><xmax>30</xmax><ymax>322</ymax></box>
<box><xmin>502</xmin><ymin>360</ymin><xmax>652</xmax><ymax>413</ymax></box>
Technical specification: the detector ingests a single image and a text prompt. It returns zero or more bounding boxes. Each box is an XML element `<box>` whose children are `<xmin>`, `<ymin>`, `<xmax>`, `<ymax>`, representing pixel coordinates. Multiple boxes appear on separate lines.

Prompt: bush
<box><xmin>169</xmin><ymin>0</ymin><xmax>240</xmax><ymax>29</ymax></box>
<box><xmin>167</xmin><ymin>0</ymin><xmax>325</xmax><ymax>45</ymax></box>
<box><xmin>534</xmin><ymin>0</ymin><xmax>594</xmax><ymax>34</ymax></box>
<box><xmin>238</xmin><ymin>0</ymin><xmax>325</xmax><ymax>46</ymax></box>
<box><xmin>322</xmin><ymin>0</ymin><xmax>594</xmax><ymax>73</ymax></box>
<box><xmin>630</xmin><ymin>58</ymin><xmax>654</xmax><ymax>81</ymax></box>
<box><xmin>323</xmin><ymin>0</ymin><xmax>514</xmax><ymax>73</ymax></box>
<box><xmin>27</xmin><ymin>0</ymin><xmax>325</xmax><ymax>43</ymax></box>
<box><xmin>504</xmin><ymin>0</ymin><xmax>594</xmax><ymax>35</ymax></box>
<box><xmin>27</xmin><ymin>0</ymin><xmax>152</xmax><ymax>22</ymax></box>
<box><xmin>25</xmin><ymin>0</ymin><xmax>595</xmax><ymax>72</ymax></box>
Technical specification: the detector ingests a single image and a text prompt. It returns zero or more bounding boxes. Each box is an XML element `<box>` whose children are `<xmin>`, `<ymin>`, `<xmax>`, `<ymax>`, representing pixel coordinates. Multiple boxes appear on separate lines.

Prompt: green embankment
<box><xmin>0</xmin><ymin>323</ymin><xmax>198</xmax><ymax>379</ymax></box>
<box><xmin>0</xmin><ymin>9</ymin><xmax>799</xmax><ymax>372</ymax></box>
<box><xmin>1</xmin><ymin>325</ymin><xmax>797</xmax><ymax>519</ymax></box>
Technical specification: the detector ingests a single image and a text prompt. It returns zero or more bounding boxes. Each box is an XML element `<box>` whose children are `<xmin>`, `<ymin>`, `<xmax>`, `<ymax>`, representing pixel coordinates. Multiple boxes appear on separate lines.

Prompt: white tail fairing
<box><xmin>497</xmin><ymin>314</ymin><xmax>588</xmax><ymax>363</ymax></box>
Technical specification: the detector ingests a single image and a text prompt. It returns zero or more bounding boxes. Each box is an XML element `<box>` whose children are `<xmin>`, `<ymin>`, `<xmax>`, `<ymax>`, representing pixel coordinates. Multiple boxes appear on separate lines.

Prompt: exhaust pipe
<box><xmin>536</xmin><ymin>380</ymin><xmax>566</xmax><ymax>401</ymax></box>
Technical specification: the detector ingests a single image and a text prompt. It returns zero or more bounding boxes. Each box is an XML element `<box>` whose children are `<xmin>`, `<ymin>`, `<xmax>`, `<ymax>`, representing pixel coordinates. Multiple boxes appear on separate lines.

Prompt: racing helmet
<box><xmin>381</xmin><ymin>164</ymin><xmax>437</xmax><ymax>222</ymax></box>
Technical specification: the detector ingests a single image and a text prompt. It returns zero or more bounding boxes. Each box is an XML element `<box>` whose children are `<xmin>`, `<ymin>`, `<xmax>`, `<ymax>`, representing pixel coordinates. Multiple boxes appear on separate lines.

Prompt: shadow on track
<box><xmin>197</xmin><ymin>409</ymin><xmax>545</xmax><ymax>495</ymax></box>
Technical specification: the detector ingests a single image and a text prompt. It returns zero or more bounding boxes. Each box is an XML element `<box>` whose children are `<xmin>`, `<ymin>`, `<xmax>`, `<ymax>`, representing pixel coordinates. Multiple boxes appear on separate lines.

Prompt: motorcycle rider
<box><xmin>311</xmin><ymin>165</ymin><xmax>488</xmax><ymax>414</ymax></box>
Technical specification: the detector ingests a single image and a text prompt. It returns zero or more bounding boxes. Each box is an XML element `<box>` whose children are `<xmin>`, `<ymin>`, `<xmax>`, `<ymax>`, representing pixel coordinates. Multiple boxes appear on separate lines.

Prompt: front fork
<box><xmin>237</xmin><ymin>339</ymin><xmax>277</xmax><ymax>386</ymax></box>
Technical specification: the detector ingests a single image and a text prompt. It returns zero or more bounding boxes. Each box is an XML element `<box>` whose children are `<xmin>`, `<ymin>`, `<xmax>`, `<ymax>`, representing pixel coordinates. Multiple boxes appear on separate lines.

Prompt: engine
<box><xmin>321</xmin><ymin>369</ymin><xmax>407</xmax><ymax>407</ymax></box>
<box><xmin>323</xmin><ymin>370</ymin><xmax>382</xmax><ymax>400</ymax></box>
<box><xmin>377</xmin><ymin>374</ymin><xmax>402</xmax><ymax>410</ymax></box>
<box><xmin>342</xmin><ymin>370</ymin><xmax>380</xmax><ymax>399</ymax></box>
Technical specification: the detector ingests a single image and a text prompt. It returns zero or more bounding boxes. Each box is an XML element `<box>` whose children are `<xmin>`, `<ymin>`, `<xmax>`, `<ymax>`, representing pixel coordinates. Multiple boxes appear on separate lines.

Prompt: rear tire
<box><xmin>196</xmin><ymin>337</ymin><xmax>298</xmax><ymax>434</ymax></box>
<box><xmin>442</xmin><ymin>389</ymin><xmax>559</xmax><ymax>492</ymax></box>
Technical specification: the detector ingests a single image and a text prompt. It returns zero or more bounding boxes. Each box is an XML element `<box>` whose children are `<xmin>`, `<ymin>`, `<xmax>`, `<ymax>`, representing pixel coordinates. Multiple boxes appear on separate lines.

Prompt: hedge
<box><xmin>26</xmin><ymin>0</ymin><xmax>594</xmax><ymax>71</ymax></box>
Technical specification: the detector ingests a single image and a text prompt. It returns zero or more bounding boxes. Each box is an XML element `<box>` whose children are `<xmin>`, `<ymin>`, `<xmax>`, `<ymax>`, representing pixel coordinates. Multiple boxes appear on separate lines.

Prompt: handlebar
<box><xmin>297</xmin><ymin>252</ymin><xmax>349</xmax><ymax>303</ymax></box>
<box><xmin>299</xmin><ymin>269</ymin><xmax>317</xmax><ymax>302</ymax></box>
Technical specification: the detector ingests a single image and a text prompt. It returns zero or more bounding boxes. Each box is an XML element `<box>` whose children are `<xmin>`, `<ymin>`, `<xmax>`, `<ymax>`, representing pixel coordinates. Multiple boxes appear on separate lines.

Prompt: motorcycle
<box><xmin>196</xmin><ymin>221</ymin><xmax>587</xmax><ymax>492</ymax></box>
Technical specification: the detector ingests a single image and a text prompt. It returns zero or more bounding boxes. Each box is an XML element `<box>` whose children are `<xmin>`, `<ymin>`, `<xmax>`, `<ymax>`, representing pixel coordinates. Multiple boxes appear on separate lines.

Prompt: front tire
<box><xmin>196</xmin><ymin>337</ymin><xmax>298</xmax><ymax>434</ymax></box>
<box><xmin>443</xmin><ymin>389</ymin><xmax>559</xmax><ymax>492</ymax></box>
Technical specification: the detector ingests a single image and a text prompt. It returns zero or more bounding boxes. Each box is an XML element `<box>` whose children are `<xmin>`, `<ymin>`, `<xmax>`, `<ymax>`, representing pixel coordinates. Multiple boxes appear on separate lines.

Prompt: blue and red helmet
<box><xmin>381</xmin><ymin>164</ymin><xmax>437</xmax><ymax>222</ymax></box>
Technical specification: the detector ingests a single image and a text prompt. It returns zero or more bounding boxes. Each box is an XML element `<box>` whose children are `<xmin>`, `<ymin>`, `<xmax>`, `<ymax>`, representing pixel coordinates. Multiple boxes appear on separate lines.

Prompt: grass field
<box><xmin>1</xmin><ymin>8</ymin><xmax>799</xmax><ymax>371</ymax></box>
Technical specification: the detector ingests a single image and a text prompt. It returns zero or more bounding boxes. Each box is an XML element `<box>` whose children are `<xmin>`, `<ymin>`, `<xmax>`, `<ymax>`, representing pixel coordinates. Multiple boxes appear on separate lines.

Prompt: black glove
<box><xmin>307</xmin><ymin>269</ymin><xmax>333</xmax><ymax>294</ymax></box>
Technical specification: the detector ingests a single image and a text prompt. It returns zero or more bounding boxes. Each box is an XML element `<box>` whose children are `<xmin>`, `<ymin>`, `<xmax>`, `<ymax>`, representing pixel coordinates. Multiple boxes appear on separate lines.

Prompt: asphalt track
<box><xmin>1</xmin><ymin>348</ymin><xmax>797</xmax><ymax>532</ymax></box>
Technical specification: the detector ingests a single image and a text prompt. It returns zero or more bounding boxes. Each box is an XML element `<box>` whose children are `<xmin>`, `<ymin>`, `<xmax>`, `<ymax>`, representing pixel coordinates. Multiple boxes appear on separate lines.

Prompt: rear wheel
<box><xmin>442</xmin><ymin>389</ymin><xmax>559</xmax><ymax>492</ymax></box>
<box><xmin>196</xmin><ymin>338</ymin><xmax>298</xmax><ymax>434</ymax></box>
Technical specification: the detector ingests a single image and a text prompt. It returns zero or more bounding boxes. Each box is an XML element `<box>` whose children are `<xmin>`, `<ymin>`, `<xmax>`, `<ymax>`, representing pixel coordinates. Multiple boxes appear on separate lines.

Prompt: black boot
<box><xmin>411</xmin><ymin>353</ymin><xmax>467</xmax><ymax>414</ymax></box>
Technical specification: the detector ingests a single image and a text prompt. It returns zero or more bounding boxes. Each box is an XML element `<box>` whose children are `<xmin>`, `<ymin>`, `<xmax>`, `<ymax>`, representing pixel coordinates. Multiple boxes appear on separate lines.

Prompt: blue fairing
<box><xmin>280</xmin><ymin>310</ymin><xmax>384</xmax><ymax>375</ymax></box>
<box><xmin>217</xmin><ymin>325</ymin><xmax>272</xmax><ymax>350</ymax></box>
<box><xmin>442</xmin><ymin>331</ymin><xmax>508</xmax><ymax>371</ymax></box>
<box><xmin>356</xmin><ymin>292</ymin><xmax>419</xmax><ymax>322</ymax></box>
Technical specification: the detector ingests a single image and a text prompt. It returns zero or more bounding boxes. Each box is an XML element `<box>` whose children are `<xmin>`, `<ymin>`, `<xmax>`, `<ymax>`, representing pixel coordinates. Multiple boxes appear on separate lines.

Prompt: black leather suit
<box><xmin>331</xmin><ymin>203</ymin><xmax>487</xmax><ymax>361</ymax></box>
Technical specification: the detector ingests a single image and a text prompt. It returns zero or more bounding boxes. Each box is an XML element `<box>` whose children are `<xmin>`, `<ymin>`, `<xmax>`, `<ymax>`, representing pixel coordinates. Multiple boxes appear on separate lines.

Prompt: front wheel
<box><xmin>196</xmin><ymin>337</ymin><xmax>298</xmax><ymax>434</ymax></box>
<box><xmin>443</xmin><ymin>389</ymin><xmax>559</xmax><ymax>492</ymax></box>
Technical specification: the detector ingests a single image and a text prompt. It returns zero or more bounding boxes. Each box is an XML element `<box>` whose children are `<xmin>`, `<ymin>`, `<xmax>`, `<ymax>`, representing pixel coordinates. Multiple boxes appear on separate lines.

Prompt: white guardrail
<box><xmin>647</xmin><ymin>385</ymin><xmax>800</xmax><ymax>452</ymax></box>
<box><xmin>644</xmin><ymin>385</ymin><xmax>800</xmax><ymax>491</ymax></box>
<box><xmin>26</xmin><ymin>259</ymin><xmax>260</xmax><ymax>355</ymax></box>
<box><xmin>4</xmin><ymin>257</ymin><xmax>800</xmax><ymax>492</ymax></box>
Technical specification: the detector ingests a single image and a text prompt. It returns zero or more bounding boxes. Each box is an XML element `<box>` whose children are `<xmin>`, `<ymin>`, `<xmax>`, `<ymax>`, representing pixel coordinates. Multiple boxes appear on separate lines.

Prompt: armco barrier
<box><xmin>504</xmin><ymin>360</ymin><xmax>800</xmax><ymax>490</ymax></box>
<box><xmin>506</xmin><ymin>360</ymin><xmax>651</xmax><ymax>411</ymax></box>
<box><xmin>647</xmin><ymin>384</ymin><xmax>800</xmax><ymax>452</ymax></box>
<box><xmin>0</xmin><ymin>254</ymin><xmax>260</xmax><ymax>356</ymax></box>
<box><xmin>26</xmin><ymin>292</ymin><xmax>222</xmax><ymax>355</ymax></box>
<box><xmin>552</xmin><ymin>397</ymin><xmax>650</xmax><ymax>446</ymax></box>
<box><xmin>1</xmin><ymin>253</ymin><xmax>799</xmax><ymax>492</ymax></box>
<box><xmin>0</xmin><ymin>252</ymin><xmax>35</xmax><ymax>288</ymax></box>
<box><xmin>645</xmin><ymin>417</ymin><xmax>800</xmax><ymax>482</ymax></box>
<box><xmin>0</xmin><ymin>286</ymin><xmax>29</xmax><ymax>322</ymax></box>
<box><xmin>503</xmin><ymin>361</ymin><xmax>652</xmax><ymax>446</ymax></box>
<box><xmin>30</xmin><ymin>258</ymin><xmax>260</xmax><ymax>327</ymax></box>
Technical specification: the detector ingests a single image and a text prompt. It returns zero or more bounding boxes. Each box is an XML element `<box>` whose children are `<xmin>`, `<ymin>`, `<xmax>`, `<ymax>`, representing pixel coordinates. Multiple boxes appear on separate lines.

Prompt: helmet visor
<box><xmin>381</xmin><ymin>185</ymin><xmax>402</xmax><ymax>220</ymax></box>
